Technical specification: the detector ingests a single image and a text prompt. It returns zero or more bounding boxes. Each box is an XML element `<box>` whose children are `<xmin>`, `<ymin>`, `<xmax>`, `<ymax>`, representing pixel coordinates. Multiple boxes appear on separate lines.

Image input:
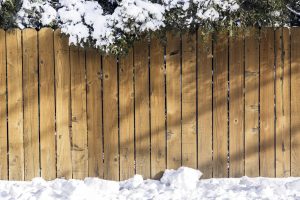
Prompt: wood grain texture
<box><xmin>275</xmin><ymin>28</ymin><xmax>291</xmax><ymax>177</ymax></box>
<box><xmin>7</xmin><ymin>29</ymin><xmax>24</xmax><ymax>180</ymax></box>
<box><xmin>166</xmin><ymin>32</ymin><xmax>182</xmax><ymax>169</ymax></box>
<box><xmin>54</xmin><ymin>29</ymin><xmax>72</xmax><ymax>179</ymax></box>
<box><xmin>229</xmin><ymin>33</ymin><xmax>244</xmax><ymax>177</ymax></box>
<box><xmin>134</xmin><ymin>39</ymin><xmax>151</xmax><ymax>178</ymax></box>
<box><xmin>213</xmin><ymin>32</ymin><xmax>228</xmax><ymax>178</ymax></box>
<box><xmin>244</xmin><ymin>28</ymin><xmax>260</xmax><ymax>177</ymax></box>
<box><xmin>86</xmin><ymin>49</ymin><xmax>103</xmax><ymax>178</ymax></box>
<box><xmin>198</xmin><ymin>33</ymin><xmax>213</xmax><ymax>179</ymax></box>
<box><xmin>0</xmin><ymin>29</ymin><xmax>7</xmax><ymax>180</ymax></box>
<box><xmin>22</xmin><ymin>28</ymin><xmax>40</xmax><ymax>180</ymax></box>
<box><xmin>291</xmin><ymin>27</ymin><xmax>300</xmax><ymax>176</ymax></box>
<box><xmin>119</xmin><ymin>49</ymin><xmax>134</xmax><ymax>180</ymax></box>
<box><xmin>39</xmin><ymin>28</ymin><xmax>56</xmax><ymax>180</ymax></box>
<box><xmin>0</xmin><ymin>28</ymin><xmax>299</xmax><ymax>180</ymax></box>
<box><xmin>182</xmin><ymin>33</ymin><xmax>197</xmax><ymax>168</ymax></box>
<box><xmin>150</xmin><ymin>37</ymin><xmax>166</xmax><ymax>179</ymax></box>
<box><xmin>70</xmin><ymin>46</ymin><xmax>88</xmax><ymax>179</ymax></box>
<box><xmin>260</xmin><ymin>28</ymin><xmax>275</xmax><ymax>177</ymax></box>
<box><xmin>103</xmin><ymin>55</ymin><xmax>119</xmax><ymax>180</ymax></box>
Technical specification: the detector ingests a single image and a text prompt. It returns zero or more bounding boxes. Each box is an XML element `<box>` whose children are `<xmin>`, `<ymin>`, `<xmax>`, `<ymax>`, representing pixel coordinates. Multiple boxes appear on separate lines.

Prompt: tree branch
<box><xmin>286</xmin><ymin>4</ymin><xmax>300</xmax><ymax>16</ymax></box>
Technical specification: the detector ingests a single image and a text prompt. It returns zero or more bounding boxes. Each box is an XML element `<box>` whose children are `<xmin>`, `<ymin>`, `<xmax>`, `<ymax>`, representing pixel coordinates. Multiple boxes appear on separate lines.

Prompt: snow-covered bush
<box><xmin>0</xmin><ymin>0</ymin><xmax>299</xmax><ymax>54</ymax></box>
<box><xmin>0</xmin><ymin>0</ymin><xmax>23</xmax><ymax>29</ymax></box>
<box><xmin>16</xmin><ymin>0</ymin><xmax>57</xmax><ymax>28</ymax></box>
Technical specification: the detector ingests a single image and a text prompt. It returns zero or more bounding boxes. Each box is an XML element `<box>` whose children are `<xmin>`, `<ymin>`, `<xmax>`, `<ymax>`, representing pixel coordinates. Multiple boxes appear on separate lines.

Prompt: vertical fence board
<box><xmin>150</xmin><ymin>37</ymin><xmax>166</xmax><ymax>179</ymax></box>
<box><xmin>7</xmin><ymin>29</ymin><xmax>24</xmax><ymax>180</ymax></box>
<box><xmin>260</xmin><ymin>28</ymin><xmax>275</xmax><ymax>177</ymax></box>
<box><xmin>39</xmin><ymin>28</ymin><xmax>56</xmax><ymax>180</ymax></box>
<box><xmin>229</xmin><ymin>33</ymin><xmax>245</xmax><ymax>177</ymax></box>
<box><xmin>119</xmin><ymin>49</ymin><xmax>134</xmax><ymax>180</ymax></box>
<box><xmin>134</xmin><ymin>39</ymin><xmax>151</xmax><ymax>178</ymax></box>
<box><xmin>198</xmin><ymin>33</ymin><xmax>213</xmax><ymax>178</ymax></box>
<box><xmin>275</xmin><ymin>28</ymin><xmax>291</xmax><ymax>177</ymax></box>
<box><xmin>182</xmin><ymin>33</ymin><xmax>197</xmax><ymax>168</ymax></box>
<box><xmin>86</xmin><ymin>49</ymin><xmax>103</xmax><ymax>178</ymax></box>
<box><xmin>244</xmin><ymin>28</ymin><xmax>260</xmax><ymax>177</ymax></box>
<box><xmin>291</xmin><ymin>27</ymin><xmax>300</xmax><ymax>176</ymax></box>
<box><xmin>0</xmin><ymin>27</ymin><xmax>299</xmax><ymax>180</ymax></box>
<box><xmin>0</xmin><ymin>30</ymin><xmax>7</xmax><ymax>180</ymax></box>
<box><xmin>103</xmin><ymin>55</ymin><xmax>119</xmax><ymax>180</ymax></box>
<box><xmin>70</xmin><ymin>46</ymin><xmax>88</xmax><ymax>179</ymax></box>
<box><xmin>213</xmin><ymin>32</ymin><xmax>228</xmax><ymax>178</ymax></box>
<box><xmin>166</xmin><ymin>32</ymin><xmax>182</xmax><ymax>169</ymax></box>
<box><xmin>54</xmin><ymin>29</ymin><xmax>72</xmax><ymax>179</ymax></box>
<box><xmin>23</xmin><ymin>28</ymin><xmax>40</xmax><ymax>180</ymax></box>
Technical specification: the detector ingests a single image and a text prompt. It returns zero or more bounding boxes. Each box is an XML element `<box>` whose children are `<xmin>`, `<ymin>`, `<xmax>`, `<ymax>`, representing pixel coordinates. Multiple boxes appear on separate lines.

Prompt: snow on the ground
<box><xmin>1</xmin><ymin>167</ymin><xmax>300</xmax><ymax>199</ymax></box>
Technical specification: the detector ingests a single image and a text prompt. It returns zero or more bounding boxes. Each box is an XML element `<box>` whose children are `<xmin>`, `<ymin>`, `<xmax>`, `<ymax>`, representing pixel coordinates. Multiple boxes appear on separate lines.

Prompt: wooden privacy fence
<box><xmin>0</xmin><ymin>27</ymin><xmax>299</xmax><ymax>181</ymax></box>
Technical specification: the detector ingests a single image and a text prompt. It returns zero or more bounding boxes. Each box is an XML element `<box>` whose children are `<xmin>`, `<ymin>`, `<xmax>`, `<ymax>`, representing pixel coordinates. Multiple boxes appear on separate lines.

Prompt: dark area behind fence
<box><xmin>0</xmin><ymin>27</ymin><xmax>299</xmax><ymax>181</ymax></box>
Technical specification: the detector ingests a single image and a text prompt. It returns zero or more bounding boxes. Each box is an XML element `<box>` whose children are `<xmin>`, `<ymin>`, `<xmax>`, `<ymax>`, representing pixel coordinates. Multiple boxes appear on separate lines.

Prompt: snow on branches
<box><xmin>5</xmin><ymin>0</ymin><xmax>299</xmax><ymax>54</ymax></box>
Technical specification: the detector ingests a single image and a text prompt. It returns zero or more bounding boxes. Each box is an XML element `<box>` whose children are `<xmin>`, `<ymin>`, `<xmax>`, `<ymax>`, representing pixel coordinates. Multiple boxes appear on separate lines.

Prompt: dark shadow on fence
<box><xmin>1</xmin><ymin>27</ymin><xmax>299</xmax><ymax>182</ymax></box>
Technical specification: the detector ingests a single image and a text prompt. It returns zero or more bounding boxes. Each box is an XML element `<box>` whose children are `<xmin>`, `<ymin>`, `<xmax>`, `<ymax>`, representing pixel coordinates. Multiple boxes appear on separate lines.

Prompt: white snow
<box><xmin>160</xmin><ymin>167</ymin><xmax>202</xmax><ymax>190</ymax></box>
<box><xmin>1</xmin><ymin>167</ymin><xmax>300</xmax><ymax>199</ymax></box>
<box><xmin>13</xmin><ymin>0</ymin><xmax>241</xmax><ymax>52</ymax></box>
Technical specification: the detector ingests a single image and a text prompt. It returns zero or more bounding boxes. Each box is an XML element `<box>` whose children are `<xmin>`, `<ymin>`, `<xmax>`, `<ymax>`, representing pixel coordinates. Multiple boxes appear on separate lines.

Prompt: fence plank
<box><xmin>1</xmin><ymin>28</ymin><xmax>299</xmax><ymax>180</ymax></box>
<box><xmin>182</xmin><ymin>33</ymin><xmax>197</xmax><ymax>168</ymax></box>
<box><xmin>7</xmin><ymin>29</ymin><xmax>24</xmax><ymax>180</ymax></box>
<box><xmin>213</xmin><ymin>32</ymin><xmax>228</xmax><ymax>178</ymax></box>
<box><xmin>23</xmin><ymin>28</ymin><xmax>40</xmax><ymax>180</ymax></box>
<box><xmin>166</xmin><ymin>32</ymin><xmax>182</xmax><ymax>169</ymax></box>
<box><xmin>244</xmin><ymin>28</ymin><xmax>260</xmax><ymax>177</ymax></box>
<box><xmin>54</xmin><ymin>29</ymin><xmax>72</xmax><ymax>179</ymax></box>
<box><xmin>103</xmin><ymin>55</ymin><xmax>119</xmax><ymax>180</ymax></box>
<box><xmin>150</xmin><ymin>37</ymin><xmax>166</xmax><ymax>179</ymax></box>
<box><xmin>275</xmin><ymin>28</ymin><xmax>291</xmax><ymax>177</ymax></box>
<box><xmin>86</xmin><ymin>49</ymin><xmax>103</xmax><ymax>178</ymax></box>
<box><xmin>0</xmin><ymin>29</ymin><xmax>7</xmax><ymax>180</ymax></box>
<box><xmin>134</xmin><ymin>39</ymin><xmax>151</xmax><ymax>178</ymax></box>
<box><xmin>70</xmin><ymin>46</ymin><xmax>88</xmax><ymax>179</ymax></box>
<box><xmin>291</xmin><ymin>27</ymin><xmax>300</xmax><ymax>176</ymax></box>
<box><xmin>198</xmin><ymin>33</ymin><xmax>213</xmax><ymax>178</ymax></box>
<box><xmin>260</xmin><ymin>28</ymin><xmax>275</xmax><ymax>177</ymax></box>
<box><xmin>39</xmin><ymin>28</ymin><xmax>56</xmax><ymax>180</ymax></box>
<box><xmin>229</xmin><ymin>33</ymin><xmax>245</xmax><ymax>177</ymax></box>
<box><xmin>119</xmin><ymin>49</ymin><xmax>134</xmax><ymax>180</ymax></box>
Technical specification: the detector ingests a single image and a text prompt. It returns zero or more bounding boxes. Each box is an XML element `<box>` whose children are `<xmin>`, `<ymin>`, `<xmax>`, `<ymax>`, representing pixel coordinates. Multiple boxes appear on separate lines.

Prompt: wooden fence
<box><xmin>0</xmin><ymin>27</ymin><xmax>299</xmax><ymax>181</ymax></box>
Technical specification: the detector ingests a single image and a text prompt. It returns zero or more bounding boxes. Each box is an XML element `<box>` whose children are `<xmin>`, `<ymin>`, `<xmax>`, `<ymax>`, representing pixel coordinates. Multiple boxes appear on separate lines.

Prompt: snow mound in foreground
<box><xmin>1</xmin><ymin>167</ymin><xmax>300</xmax><ymax>199</ymax></box>
<box><xmin>160</xmin><ymin>167</ymin><xmax>202</xmax><ymax>190</ymax></box>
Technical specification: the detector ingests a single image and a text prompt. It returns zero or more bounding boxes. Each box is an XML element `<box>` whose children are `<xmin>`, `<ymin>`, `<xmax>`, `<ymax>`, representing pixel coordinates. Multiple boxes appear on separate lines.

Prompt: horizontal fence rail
<box><xmin>0</xmin><ymin>27</ymin><xmax>299</xmax><ymax>180</ymax></box>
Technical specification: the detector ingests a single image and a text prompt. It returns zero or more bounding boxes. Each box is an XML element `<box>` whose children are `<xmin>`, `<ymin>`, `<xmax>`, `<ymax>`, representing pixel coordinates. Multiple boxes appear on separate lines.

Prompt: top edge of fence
<box><xmin>1</xmin><ymin>26</ymin><xmax>300</xmax><ymax>33</ymax></box>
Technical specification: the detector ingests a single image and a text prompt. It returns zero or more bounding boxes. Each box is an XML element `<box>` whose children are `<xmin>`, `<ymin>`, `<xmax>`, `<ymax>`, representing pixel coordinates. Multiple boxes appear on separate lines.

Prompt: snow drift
<box><xmin>1</xmin><ymin>167</ymin><xmax>300</xmax><ymax>199</ymax></box>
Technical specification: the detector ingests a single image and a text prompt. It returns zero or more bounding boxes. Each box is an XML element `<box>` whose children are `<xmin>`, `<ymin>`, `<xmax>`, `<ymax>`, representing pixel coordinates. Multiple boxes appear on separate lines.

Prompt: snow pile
<box><xmin>160</xmin><ymin>167</ymin><xmax>202</xmax><ymax>190</ymax></box>
<box><xmin>1</xmin><ymin>167</ymin><xmax>300</xmax><ymax>199</ymax></box>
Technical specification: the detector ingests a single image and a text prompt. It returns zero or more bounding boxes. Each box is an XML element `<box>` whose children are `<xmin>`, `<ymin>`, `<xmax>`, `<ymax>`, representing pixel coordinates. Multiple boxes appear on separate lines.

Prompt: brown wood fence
<box><xmin>0</xmin><ymin>27</ymin><xmax>299</xmax><ymax>181</ymax></box>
